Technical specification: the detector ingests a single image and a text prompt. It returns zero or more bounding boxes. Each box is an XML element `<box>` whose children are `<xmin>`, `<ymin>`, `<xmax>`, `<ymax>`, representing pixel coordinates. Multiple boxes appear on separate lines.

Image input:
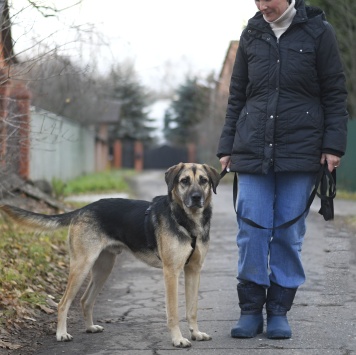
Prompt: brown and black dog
<box><xmin>0</xmin><ymin>163</ymin><xmax>220</xmax><ymax>348</ymax></box>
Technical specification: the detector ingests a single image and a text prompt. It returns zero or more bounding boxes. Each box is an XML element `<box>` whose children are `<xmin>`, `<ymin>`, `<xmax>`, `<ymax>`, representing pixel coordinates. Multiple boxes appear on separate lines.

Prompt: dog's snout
<box><xmin>191</xmin><ymin>192</ymin><xmax>202</xmax><ymax>202</ymax></box>
<box><xmin>186</xmin><ymin>191</ymin><xmax>204</xmax><ymax>208</ymax></box>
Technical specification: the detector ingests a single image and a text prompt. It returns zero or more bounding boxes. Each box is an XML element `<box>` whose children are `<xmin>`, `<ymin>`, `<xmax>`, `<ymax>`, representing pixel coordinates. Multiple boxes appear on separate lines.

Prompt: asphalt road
<box><xmin>31</xmin><ymin>170</ymin><xmax>356</xmax><ymax>355</ymax></box>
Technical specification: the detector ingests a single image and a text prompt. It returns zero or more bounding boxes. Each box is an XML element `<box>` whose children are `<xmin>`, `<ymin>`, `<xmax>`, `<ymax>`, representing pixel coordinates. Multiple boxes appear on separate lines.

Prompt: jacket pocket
<box><xmin>286</xmin><ymin>110</ymin><xmax>323</xmax><ymax>155</ymax></box>
<box><xmin>233</xmin><ymin>110</ymin><xmax>264</xmax><ymax>157</ymax></box>
<box><xmin>287</xmin><ymin>43</ymin><xmax>316</xmax><ymax>75</ymax></box>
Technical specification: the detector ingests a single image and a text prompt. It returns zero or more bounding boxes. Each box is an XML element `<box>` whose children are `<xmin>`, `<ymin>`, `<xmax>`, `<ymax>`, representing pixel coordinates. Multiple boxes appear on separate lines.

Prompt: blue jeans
<box><xmin>236</xmin><ymin>169</ymin><xmax>316</xmax><ymax>288</ymax></box>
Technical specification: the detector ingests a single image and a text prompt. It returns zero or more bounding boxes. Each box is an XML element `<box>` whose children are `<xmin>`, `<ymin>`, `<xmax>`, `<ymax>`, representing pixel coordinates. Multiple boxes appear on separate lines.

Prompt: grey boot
<box><xmin>231</xmin><ymin>282</ymin><xmax>266</xmax><ymax>338</ymax></box>
<box><xmin>266</xmin><ymin>282</ymin><xmax>297</xmax><ymax>339</ymax></box>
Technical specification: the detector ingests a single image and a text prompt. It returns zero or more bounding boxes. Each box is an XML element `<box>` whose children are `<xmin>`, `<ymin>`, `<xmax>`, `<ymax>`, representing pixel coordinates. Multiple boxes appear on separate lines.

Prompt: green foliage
<box><xmin>164</xmin><ymin>76</ymin><xmax>211</xmax><ymax>145</ymax></box>
<box><xmin>105</xmin><ymin>63</ymin><xmax>155</xmax><ymax>141</ymax></box>
<box><xmin>52</xmin><ymin>177</ymin><xmax>66</xmax><ymax>199</ymax></box>
<box><xmin>62</xmin><ymin>169</ymin><xmax>134</xmax><ymax>195</ymax></box>
<box><xmin>337</xmin><ymin>190</ymin><xmax>356</xmax><ymax>201</ymax></box>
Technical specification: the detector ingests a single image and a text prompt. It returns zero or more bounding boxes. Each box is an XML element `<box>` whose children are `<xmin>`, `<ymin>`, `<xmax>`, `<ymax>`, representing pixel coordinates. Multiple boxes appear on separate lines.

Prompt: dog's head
<box><xmin>165</xmin><ymin>163</ymin><xmax>220</xmax><ymax>209</ymax></box>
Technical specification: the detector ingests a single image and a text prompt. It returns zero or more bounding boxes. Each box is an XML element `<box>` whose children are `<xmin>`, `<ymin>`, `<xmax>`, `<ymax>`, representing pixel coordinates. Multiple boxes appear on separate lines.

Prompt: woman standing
<box><xmin>217</xmin><ymin>0</ymin><xmax>348</xmax><ymax>339</ymax></box>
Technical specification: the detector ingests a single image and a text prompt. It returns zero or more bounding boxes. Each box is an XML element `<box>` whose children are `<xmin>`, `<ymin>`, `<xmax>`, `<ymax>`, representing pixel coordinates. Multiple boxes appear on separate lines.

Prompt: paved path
<box><xmin>35</xmin><ymin>170</ymin><xmax>356</xmax><ymax>355</ymax></box>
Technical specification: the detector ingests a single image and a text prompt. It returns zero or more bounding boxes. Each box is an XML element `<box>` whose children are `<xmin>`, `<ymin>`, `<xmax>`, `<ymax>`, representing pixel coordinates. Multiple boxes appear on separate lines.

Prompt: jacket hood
<box><xmin>305</xmin><ymin>5</ymin><xmax>326</xmax><ymax>21</ymax></box>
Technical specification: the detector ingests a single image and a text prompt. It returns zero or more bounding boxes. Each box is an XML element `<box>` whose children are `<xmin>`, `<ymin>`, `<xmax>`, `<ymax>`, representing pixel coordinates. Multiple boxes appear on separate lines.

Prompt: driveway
<box><xmin>31</xmin><ymin>170</ymin><xmax>356</xmax><ymax>355</ymax></box>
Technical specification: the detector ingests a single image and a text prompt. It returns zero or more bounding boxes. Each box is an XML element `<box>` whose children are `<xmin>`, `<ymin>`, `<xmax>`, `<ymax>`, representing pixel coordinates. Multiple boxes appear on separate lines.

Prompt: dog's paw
<box><xmin>191</xmin><ymin>330</ymin><xmax>212</xmax><ymax>341</ymax></box>
<box><xmin>86</xmin><ymin>325</ymin><xmax>104</xmax><ymax>333</ymax></box>
<box><xmin>172</xmin><ymin>337</ymin><xmax>192</xmax><ymax>348</ymax></box>
<box><xmin>56</xmin><ymin>332</ymin><xmax>73</xmax><ymax>342</ymax></box>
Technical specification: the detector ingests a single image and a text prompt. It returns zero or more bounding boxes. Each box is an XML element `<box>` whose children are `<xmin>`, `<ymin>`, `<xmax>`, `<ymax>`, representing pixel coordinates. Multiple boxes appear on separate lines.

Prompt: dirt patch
<box><xmin>3</xmin><ymin>300</ymin><xmax>87</xmax><ymax>355</ymax></box>
<box><xmin>1</xmin><ymin>311</ymin><xmax>56</xmax><ymax>354</ymax></box>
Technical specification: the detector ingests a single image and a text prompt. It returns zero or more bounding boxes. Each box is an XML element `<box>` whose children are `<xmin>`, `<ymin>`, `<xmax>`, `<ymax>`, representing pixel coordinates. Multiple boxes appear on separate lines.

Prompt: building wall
<box><xmin>217</xmin><ymin>40</ymin><xmax>239</xmax><ymax>97</ymax></box>
<box><xmin>197</xmin><ymin>41</ymin><xmax>239</xmax><ymax>166</ymax></box>
<box><xmin>29</xmin><ymin>108</ymin><xmax>95</xmax><ymax>182</ymax></box>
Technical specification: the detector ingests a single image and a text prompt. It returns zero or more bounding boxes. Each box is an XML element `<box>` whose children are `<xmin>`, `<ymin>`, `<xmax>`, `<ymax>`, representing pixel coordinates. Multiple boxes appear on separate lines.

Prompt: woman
<box><xmin>217</xmin><ymin>0</ymin><xmax>348</xmax><ymax>340</ymax></box>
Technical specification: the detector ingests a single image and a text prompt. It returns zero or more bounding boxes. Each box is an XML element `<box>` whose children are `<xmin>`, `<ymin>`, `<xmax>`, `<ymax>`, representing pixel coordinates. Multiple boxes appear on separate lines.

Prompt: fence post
<box><xmin>113</xmin><ymin>139</ymin><xmax>122</xmax><ymax>169</ymax></box>
<box><xmin>11</xmin><ymin>84</ymin><xmax>31</xmax><ymax>179</ymax></box>
<box><xmin>187</xmin><ymin>143</ymin><xmax>196</xmax><ymax>163</ymax></box>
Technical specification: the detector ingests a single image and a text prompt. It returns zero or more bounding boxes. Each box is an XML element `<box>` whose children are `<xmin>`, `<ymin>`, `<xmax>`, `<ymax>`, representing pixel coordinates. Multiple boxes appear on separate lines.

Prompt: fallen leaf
<box><xmin>50</xmin><ymin>243</ymin><xmax>60</xmax><ymax>251</ymax></box>
<box><xmin>0</xmin><ymin>340</ymin><xmax>22</xmax><ymax>350</ymax></box>
<box><xmin>37</xmin><ymin>304</ymin><xmax>55</xmax><ymax>314</ymax></box>
<box><xmin>24</xmin><ymin>316</ymin><xmax>37</xmax><ymax>322</ymax></box>
<box><xmin>46</xmin><ymin>298</ymin><xmax>58</xmax><ymax>308</ymax></box>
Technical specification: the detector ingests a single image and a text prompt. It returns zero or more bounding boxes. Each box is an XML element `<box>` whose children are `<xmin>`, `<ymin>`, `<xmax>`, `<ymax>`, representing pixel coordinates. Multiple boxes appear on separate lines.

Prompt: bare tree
<box><xmin>0</xmin><ymin>0</ymin><xmax>104</xmax><ymax>194</ymax></box>
<box><xmin>21</xmin><ymin>54</ymin><xmax>107</xmax><ymax>124</ymax></box>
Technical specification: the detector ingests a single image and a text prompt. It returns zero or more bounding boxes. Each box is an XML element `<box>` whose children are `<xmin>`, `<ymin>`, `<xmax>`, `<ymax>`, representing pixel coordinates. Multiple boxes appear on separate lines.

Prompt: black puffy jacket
<box><xmin>217</xmin><ymin>0</ymin><xmax>348</xmax><ymax>174</ymax></box>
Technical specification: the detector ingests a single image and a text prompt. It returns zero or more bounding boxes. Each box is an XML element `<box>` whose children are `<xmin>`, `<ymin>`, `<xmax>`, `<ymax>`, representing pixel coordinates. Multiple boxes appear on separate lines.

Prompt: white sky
<box><xmin>11</xmin><ymin>0</ymin><xmax>257</xmax><ymax>89</ymax></box>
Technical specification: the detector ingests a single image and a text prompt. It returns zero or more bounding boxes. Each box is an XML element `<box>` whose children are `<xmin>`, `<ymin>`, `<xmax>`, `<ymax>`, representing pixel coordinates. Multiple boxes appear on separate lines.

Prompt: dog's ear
<box><xmin>165</xmin><ymin>163</ymin><xmax>184</xmax><ymax>194</ymax></box>
<box><xmin>203</xmin><ymin>164</ymin><xmax>220</xmax><ymax>194</ymax></box>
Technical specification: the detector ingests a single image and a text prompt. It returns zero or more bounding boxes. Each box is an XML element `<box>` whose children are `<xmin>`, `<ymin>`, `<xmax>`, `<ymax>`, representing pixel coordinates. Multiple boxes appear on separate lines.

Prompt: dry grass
<box><xmin>0</xmin><ymin>217</ymin><xmax>69</xmax><ymax>345</ymax></box>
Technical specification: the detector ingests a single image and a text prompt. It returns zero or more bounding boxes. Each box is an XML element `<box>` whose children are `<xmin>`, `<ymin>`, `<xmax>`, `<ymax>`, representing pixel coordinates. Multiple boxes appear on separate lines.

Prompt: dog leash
<box><xmin>220</xmin><ymin>163</ymin><xmax>336</xmax><ymax>230</ymax></box>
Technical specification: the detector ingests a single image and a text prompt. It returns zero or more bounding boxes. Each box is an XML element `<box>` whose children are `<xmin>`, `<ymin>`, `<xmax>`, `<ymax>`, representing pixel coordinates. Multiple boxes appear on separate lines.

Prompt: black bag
<box><xmin>317</xmin><ymin>163</ymin><xmax>336</xmax><ymax>221</ymax></box>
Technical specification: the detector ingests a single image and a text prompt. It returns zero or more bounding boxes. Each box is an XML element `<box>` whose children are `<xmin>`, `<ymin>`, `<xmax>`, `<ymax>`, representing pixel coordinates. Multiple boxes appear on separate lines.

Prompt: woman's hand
<box><xmin>320</xmin><ymin>153</ymin><xmax>340</xmax><ymax>172</ymax></box>
<box><xmin>220</xmin><ymin>156</ymin><xmax>231</xmax><ymax>172</ymax></box>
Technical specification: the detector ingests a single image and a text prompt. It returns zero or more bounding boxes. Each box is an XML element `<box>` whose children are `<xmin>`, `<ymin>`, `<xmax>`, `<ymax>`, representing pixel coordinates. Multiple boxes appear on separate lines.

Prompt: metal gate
<box><xmin>121</xmin><ymin>140</ymin><xmax>135</xmax><ymax>168</ymax></box>
<box><xmin>143</xmin><ymin>144</ymin><xmax>188</xmax><ymax>169</ymax></box>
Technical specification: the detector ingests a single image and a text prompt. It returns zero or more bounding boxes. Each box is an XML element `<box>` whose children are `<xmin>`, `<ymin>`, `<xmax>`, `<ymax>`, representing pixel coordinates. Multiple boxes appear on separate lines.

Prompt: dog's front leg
<box><xmin>163</xmin><ymin>267</ymin><xmax>191</xmax><ymax>348</ymax></box>
<box><xmin>184</xmin><ymin>261</ymin><xmax>212</xmax><ymax>342</ymax></box>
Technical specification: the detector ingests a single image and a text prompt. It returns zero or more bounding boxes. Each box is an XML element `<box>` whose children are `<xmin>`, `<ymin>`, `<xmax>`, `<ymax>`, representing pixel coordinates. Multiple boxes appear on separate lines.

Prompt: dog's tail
<box><xmin>0</xmin><ymin>204</ymin><xmax>77</xmax><ymax>231</ymax></box>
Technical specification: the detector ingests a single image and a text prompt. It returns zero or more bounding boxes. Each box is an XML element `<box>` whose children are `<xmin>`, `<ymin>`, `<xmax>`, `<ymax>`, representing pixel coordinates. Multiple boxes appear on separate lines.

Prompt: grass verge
<box><xmin>0</xmin><ymin>169</ymin><xmax>136</xmax><ymax>348</ymax></box>
<box><xmin>0</xmin><ymin>223</ymin><xmax>68</xmax><ymax>333</ymax></box>
<box><xmin>53</xmin><ymin>169</ymin><xmax>135</xmax><ymax>198</ymax></box>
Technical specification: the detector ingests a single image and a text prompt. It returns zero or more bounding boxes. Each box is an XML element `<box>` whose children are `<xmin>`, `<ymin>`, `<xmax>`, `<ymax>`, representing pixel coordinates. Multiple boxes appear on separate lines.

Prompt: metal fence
<box><xmin>29</xmin><ymin>108</ymin><xmax>95</xmax><ymax>182</ymax></box>
<box><xmin>337</xmin><ymin>119</ymin><xmax>356</xmax><ymax>192</ymax></box>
